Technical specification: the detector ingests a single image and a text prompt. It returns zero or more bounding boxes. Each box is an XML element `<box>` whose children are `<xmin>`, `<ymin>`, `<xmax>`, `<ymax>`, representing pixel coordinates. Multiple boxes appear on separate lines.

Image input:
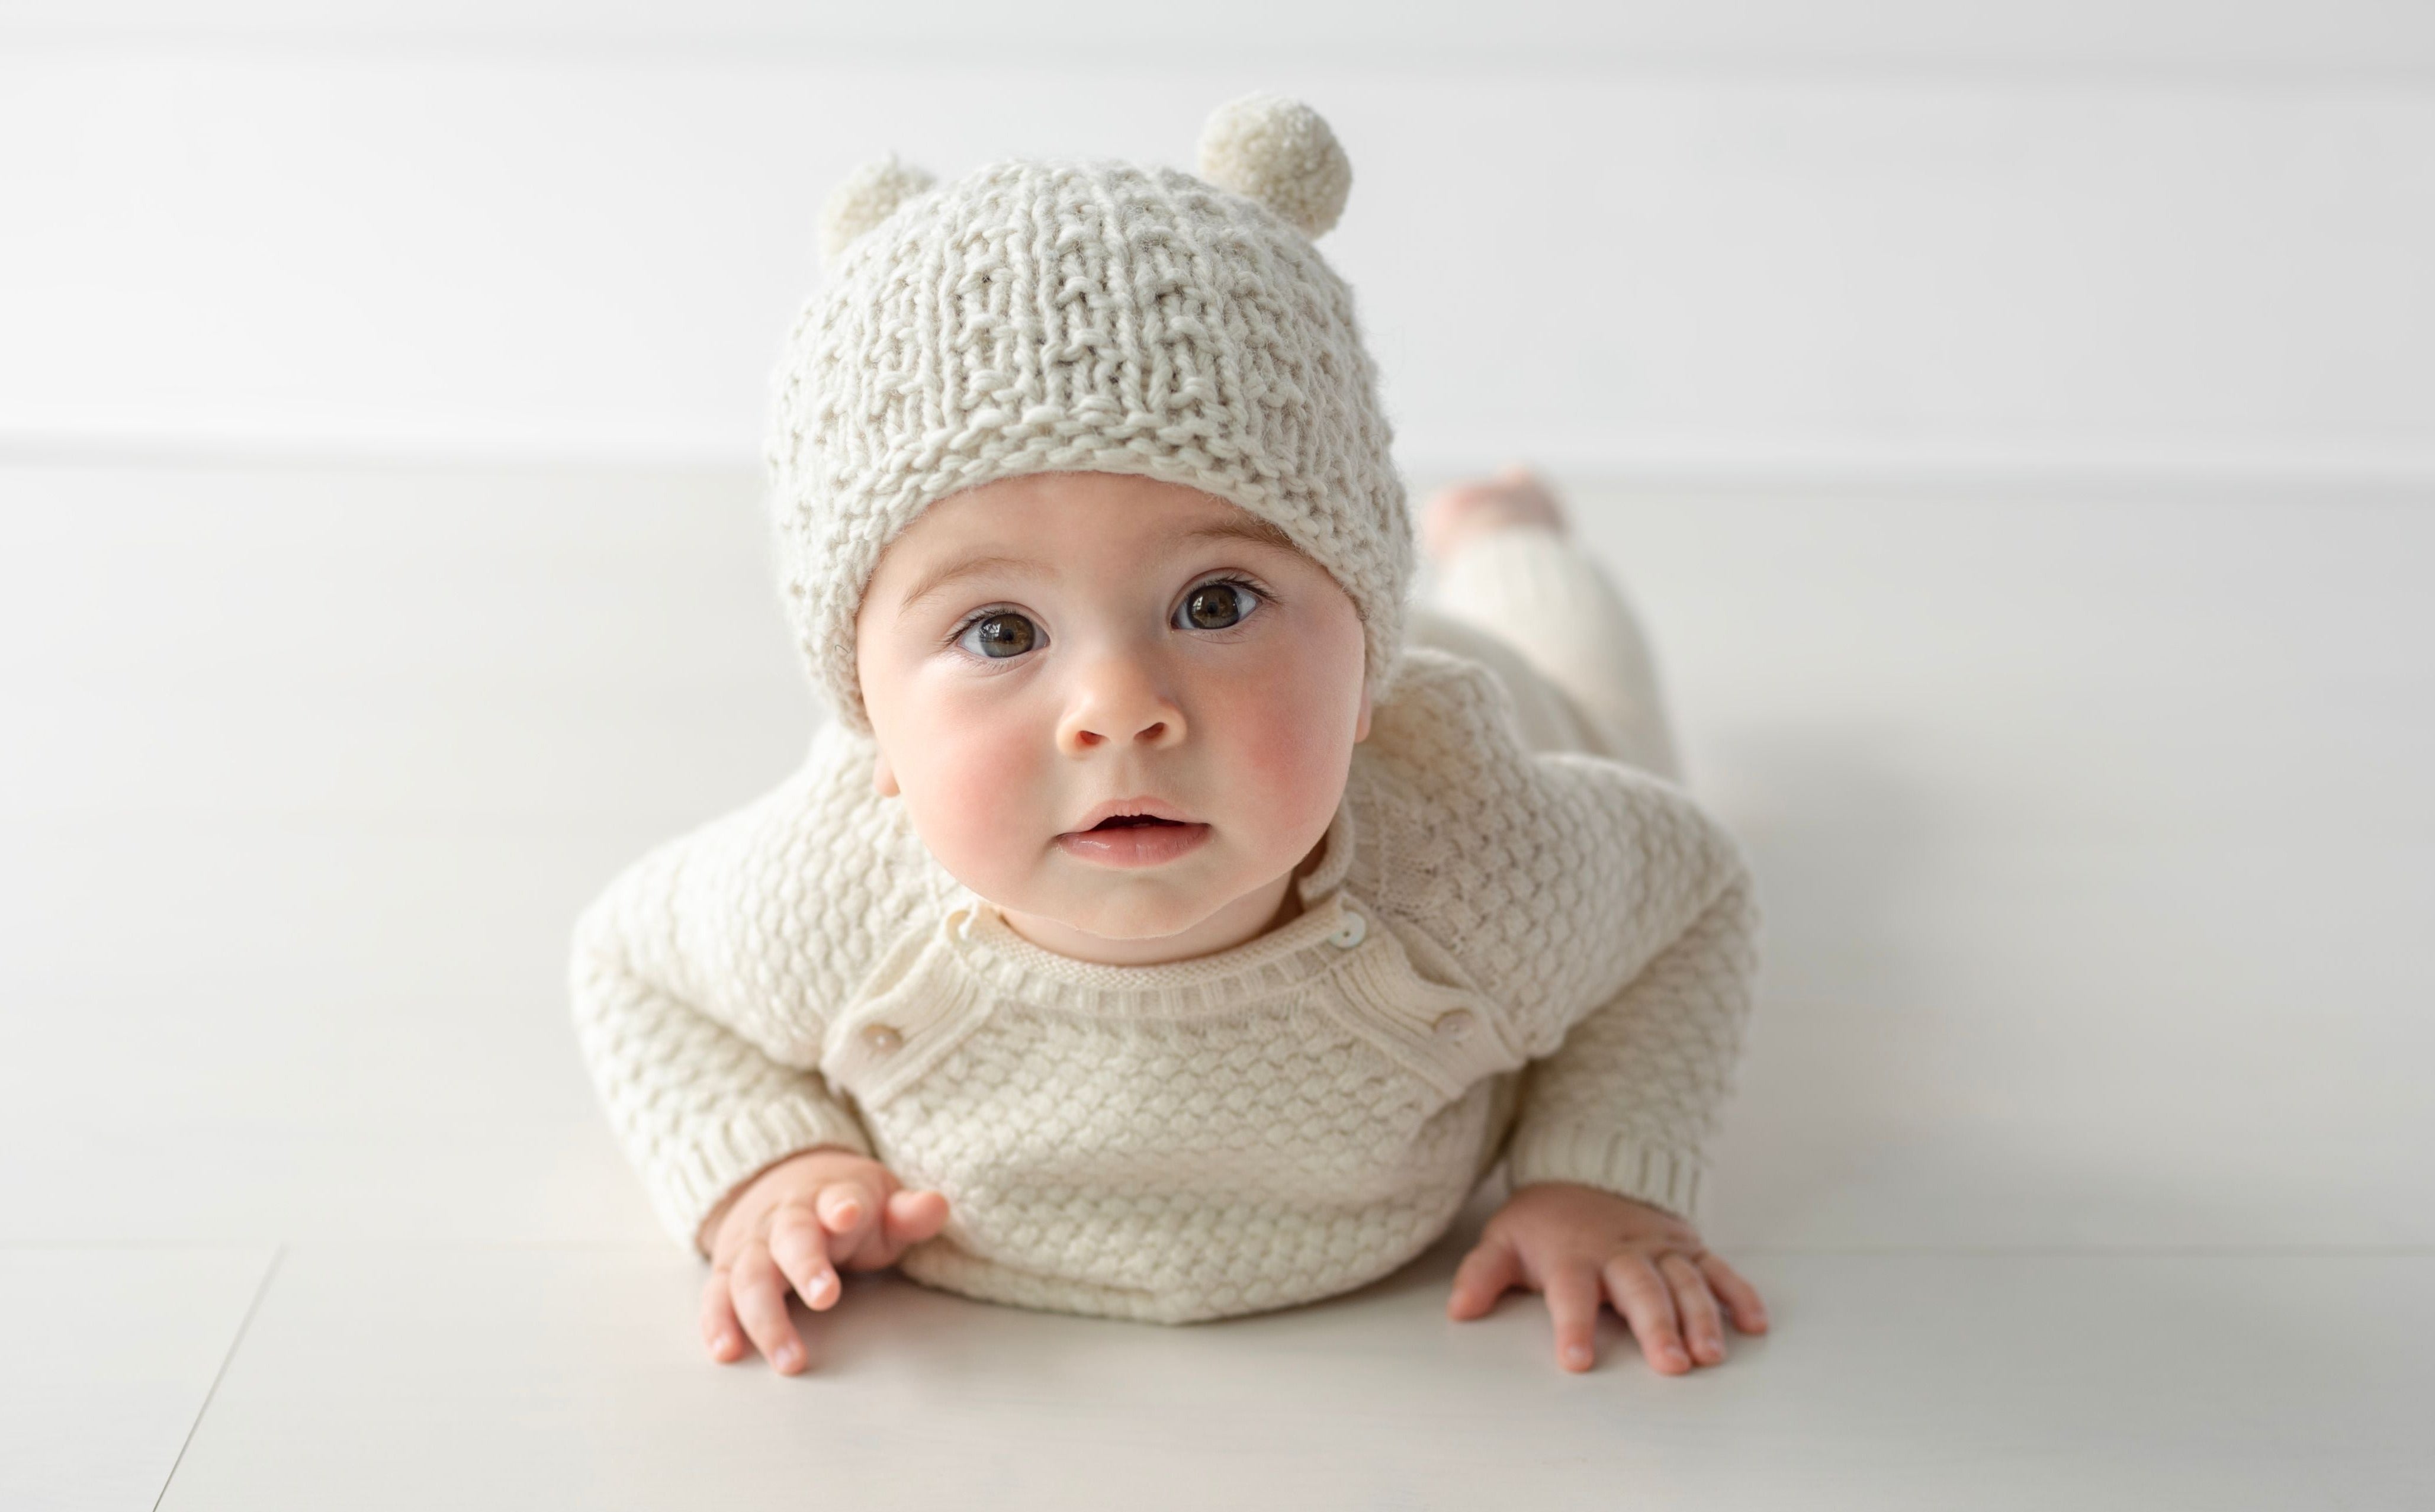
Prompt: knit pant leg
<box><xmin>1418</xmin><ymin>526</ymin><xmax>1685</xmax><ymax>783</ymax></box>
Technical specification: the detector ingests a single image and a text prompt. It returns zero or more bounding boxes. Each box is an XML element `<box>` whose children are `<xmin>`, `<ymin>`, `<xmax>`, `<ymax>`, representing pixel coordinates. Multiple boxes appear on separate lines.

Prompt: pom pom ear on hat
<box><xmin>823</xmin><ymin>99</ymin><xmax>1344</xmax><ymax>265</ymax></box>
<box><xmin>818</xmin><ymin>153</ymin><xmax>937</xmax><ymax>267</ymax></box>
<box><xmin>1196</xmin><ymin>92</ymin><xmax>1353</xmax><ymax>238</ymax></box>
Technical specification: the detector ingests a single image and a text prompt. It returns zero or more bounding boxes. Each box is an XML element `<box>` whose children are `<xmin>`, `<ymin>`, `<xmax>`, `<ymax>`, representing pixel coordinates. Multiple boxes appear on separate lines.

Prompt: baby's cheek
<box><xmin>915</xmin><ymin>714</ymin><xmax>1058</xmax><ymax>885</ymax></box>
<box><xmin>1208</xmin><ymin>680</ymin><xmax>1347</xmax><ymax>835</ymax></box>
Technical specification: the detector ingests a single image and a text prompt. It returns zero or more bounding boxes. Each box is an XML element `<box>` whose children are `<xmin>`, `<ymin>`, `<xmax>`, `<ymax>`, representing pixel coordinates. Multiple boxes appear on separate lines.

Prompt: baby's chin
<box><xmin>1000</xmin><ymin>877</ymin><xmax>1232</xmax><ymax>941</ymax></box>
<box><xmin>971</xmin><ymin>851</ymin><xmax>1308</xmax><ymax>958</ymax></box>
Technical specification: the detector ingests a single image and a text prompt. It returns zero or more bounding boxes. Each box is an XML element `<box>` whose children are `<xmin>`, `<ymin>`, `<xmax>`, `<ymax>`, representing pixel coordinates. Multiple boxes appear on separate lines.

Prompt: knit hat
<box><xmin>764</xmin><ymin>91</ymin><xmax>1415</xmax><ymax>735</ymax></box>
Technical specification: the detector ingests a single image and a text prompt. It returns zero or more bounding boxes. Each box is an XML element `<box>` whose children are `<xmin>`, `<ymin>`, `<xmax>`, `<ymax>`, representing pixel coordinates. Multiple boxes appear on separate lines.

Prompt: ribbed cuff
<box><xmin>653</xmin><ymin>1095</ymin><xmax>874</xmax><ymax>1259</ymax></box>
<box><xmin>1505</xmin><ymin>1119</ymin><xmax>1704</xmax><ymax>1221</ymax></box>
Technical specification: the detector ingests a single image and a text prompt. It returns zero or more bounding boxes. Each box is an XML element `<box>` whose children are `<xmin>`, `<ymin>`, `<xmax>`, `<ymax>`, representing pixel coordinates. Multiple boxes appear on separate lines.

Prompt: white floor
<box><xmin>3</xmin><ymin>461</ymin><xmax>2430</xmax><ymax>1508</ymax></box>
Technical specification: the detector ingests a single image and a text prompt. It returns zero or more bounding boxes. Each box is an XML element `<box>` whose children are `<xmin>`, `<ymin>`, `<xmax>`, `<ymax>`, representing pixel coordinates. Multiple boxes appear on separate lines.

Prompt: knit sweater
<box><xmin>568</xmin><ymin>641</ymin><xmax>1762</xmax><ymax>1325</ymax></box>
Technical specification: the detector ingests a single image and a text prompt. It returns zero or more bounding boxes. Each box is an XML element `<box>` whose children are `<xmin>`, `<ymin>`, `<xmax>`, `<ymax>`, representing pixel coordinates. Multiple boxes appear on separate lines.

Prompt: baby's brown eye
<box><xmin>962</xmin><ymin>612</ymin><xmax>1037</xmax><ymax>658</ymax></box>
<box><xmin>1178</xmin><ymin>582</ymin><xmax>1260</xmax><ymax>631</ymax></box>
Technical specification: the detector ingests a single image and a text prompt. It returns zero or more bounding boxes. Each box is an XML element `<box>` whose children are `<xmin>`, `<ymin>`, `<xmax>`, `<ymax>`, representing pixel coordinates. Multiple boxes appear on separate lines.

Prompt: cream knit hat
<box><xmin>764</xmin><ymin>92</ymin><xmax>1414</xmax><ymax>735</ymax></box>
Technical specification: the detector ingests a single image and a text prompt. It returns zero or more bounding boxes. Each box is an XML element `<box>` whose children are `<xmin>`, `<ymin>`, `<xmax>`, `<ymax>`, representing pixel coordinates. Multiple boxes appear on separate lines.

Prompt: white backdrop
<box><xmin>7</xmin><ymin>13</ymin><xmax>2435</xmax><ymax>1504</ymax></box>
<box><xmin>5</xmin><ymin>1</ymin><xmax>2433</xmax><ymax>487</ymax></box>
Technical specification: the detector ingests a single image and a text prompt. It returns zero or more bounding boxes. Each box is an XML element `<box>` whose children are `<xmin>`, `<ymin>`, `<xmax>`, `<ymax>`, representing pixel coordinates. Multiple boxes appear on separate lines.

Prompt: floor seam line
<box><xmin>150</xmin><ymin>1241</ymin><xmax>285</xmax><ymax>1512</ymax></box>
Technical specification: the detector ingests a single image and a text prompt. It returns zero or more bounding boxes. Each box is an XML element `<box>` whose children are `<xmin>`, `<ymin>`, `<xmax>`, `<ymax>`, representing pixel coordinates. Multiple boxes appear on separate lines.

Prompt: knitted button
<box><xmin>1431</xmin><ymin>1009</ymin><xmax>1476</xmax><ymax>1042</ymax></box>
<box><xmin>859</xmin><ymin>1023</ymin><xmax>904</xmax><ymax>1053</ymax></box>
<box><xmin>1328</xmin><ymin>911</ymin><xmax>1367</xmax><ymax>948</ymax></box>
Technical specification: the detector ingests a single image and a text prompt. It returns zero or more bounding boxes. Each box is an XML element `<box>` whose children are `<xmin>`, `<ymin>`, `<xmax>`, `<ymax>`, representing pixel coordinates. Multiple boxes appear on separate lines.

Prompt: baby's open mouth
<box><xmin>1057</xmin><ymin>807</ymin><xmax>1212</xmax><ymax>868</ymax></box>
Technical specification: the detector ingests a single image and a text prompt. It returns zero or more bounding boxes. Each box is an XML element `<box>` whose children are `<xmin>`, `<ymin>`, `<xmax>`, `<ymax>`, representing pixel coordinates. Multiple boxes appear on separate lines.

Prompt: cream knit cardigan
<box><xmin>570</xmin><ymin>640</ymin><xmax>1761</xmax><ymax>1325</ymax></box>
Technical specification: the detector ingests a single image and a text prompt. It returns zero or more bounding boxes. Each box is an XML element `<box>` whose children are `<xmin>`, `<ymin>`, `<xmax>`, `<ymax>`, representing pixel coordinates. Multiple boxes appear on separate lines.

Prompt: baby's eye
<box><xmin>956</xmin><ymin>611</ymin><xmax>1039</xmax><ymax>660</ymax></box>
<box><xmin>1176</xmin><ymin>580</ymin><xmax>1262</xmax><ymax>632</ymax></box>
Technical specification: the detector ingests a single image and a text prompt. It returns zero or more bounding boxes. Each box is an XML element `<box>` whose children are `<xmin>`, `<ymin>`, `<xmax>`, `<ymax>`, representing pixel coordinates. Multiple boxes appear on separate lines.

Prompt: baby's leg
<box><xmin>1414</xmin><ymin>469</ymin><xmax>1685</xmax><ymax>783</ymax></box>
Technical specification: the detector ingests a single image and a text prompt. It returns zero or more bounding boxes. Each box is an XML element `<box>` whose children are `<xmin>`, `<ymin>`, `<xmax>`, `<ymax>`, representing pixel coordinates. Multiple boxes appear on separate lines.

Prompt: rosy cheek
<box><xmin>1204</xmin><ymin>672</ymin><xmax>1343</xmax><ymax>831</ymax></box>
<box><xmin>904</xmin><ymin>686</ymin><xmax>1051</xmax><ymax>883</ymax></box>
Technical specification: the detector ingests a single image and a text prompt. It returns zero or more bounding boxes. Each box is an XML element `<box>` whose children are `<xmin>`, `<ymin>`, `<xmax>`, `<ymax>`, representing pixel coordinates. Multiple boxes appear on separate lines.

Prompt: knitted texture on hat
<box><xmin>764</xmin><ymin>94</ymin><xmax>1414</xmax><ymax>734</ymax></box>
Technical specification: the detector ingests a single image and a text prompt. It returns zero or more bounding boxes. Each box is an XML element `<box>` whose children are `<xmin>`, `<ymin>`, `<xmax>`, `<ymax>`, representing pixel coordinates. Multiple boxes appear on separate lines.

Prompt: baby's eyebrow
<box><xmin>1183</xmin><ymin>517</ymin><xmax>1298</xmax><ymax>553</ymax></box>
<box><xmin>894</xmin><ymin>552</ymin><xmax>1042</xmax><ymax>615</ymax></box>
<box><xmin>894</xmin><ymin>517</ymin><xmax>1296</xmax><ymax>615</ymax></box>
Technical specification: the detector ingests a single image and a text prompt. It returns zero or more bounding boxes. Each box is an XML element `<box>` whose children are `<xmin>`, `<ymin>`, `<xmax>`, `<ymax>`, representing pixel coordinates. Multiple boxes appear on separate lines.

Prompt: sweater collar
<box><xmin>1294</xmin><ymin>787</ymin><xmax>1358</xmax><ymax>905</ymax></box>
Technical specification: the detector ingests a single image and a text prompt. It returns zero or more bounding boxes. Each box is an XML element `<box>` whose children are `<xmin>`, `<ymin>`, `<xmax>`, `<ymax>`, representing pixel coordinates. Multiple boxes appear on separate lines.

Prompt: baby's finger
<box><xmin>766</xmin><ymin>1200</ymin><xmax>841</xmax><ymax>1311</ymax></box>
<box><xmin>1697</xmin><ymin>1253</ymin><xmax>1770</xmax><ymax>1334</ymax></box>
<box><xmin>816</xmin><ymin>1179</ymin><xmax>878</xmax><ymax>1253</ymax></box>
<box><xmin>1660</xmin><ymin>1253</ymin><xmax>1727</xmax><ymax>1365</ymax></box>
<box><xmin>699</xmin><ymin>1267</ymin><xmax>745</xmax><ymax>1363</ymax></box>
<box><xmin>1544</xmin><ymin>1264</ymin><xmax>1605</xmax><ymax>1372</ymax></box>
<box><xmin>1445</xmin><ymin>1236</ymin><xmax>1521</xmax><ymax>1320</ymax></box>
<box><xmin>727</xmin><ymin>1240</ymin><xmax>808</xmax><ymax>1375</ymax></box>
<box><xmin>1602</xmin><ymin>1254</ymin><xmax>1690</xmax><ymax>1375</ymax></box>
<box><xmin>879</xmin><ymin>1188</ymin><xmax>950</xmax><ymax>1251</ymax></box>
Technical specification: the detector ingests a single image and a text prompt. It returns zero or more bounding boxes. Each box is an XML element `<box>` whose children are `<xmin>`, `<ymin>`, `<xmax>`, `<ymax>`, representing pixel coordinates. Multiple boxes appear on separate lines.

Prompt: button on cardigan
<box><xmin>568</xmin><ymin>644</ymin><xmax>1762</xmax><ymax>1324</ymax></box>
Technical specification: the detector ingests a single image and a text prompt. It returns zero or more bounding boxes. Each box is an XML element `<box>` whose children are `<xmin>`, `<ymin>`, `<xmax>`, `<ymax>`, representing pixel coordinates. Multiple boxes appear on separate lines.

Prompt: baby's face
<box><xmin>855</xmin><ymin>471</ymin><xmax>1371</xmax><ymax>966</ymax></box>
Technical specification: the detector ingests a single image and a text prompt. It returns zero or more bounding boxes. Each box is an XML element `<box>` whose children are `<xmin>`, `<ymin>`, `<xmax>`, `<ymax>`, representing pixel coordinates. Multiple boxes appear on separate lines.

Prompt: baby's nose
<box><xmin>1065</xmin><ymin>708</ymin><xmax>1181</xmax><ymax>749</ymax></box>
<box><xmin>1058</xmin><ymin>660</ymin><xmax>1186</xmax><ymax>751</ymax></box>
<box><xmin>1071</xmin><ymin>719</ymin><xmax>1165</xmax><ymax>748</ymax></box>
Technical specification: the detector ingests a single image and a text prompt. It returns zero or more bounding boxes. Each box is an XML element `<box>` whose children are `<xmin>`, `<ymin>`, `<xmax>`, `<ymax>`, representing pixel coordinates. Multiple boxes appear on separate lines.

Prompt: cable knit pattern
<box><xmin>568</xmin><ymin>641</ymin><xmax>1762</xmax><ymax>1325</ymax></box>
<box><xmin>764</xmin><ymin>94</ymin><xmax>1414</xmax><ymax>736</ymax></box>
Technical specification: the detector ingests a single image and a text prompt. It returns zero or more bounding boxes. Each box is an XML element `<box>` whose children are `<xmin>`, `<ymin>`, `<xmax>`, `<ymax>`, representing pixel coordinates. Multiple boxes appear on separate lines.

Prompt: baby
<box><xmin>569</xmin><ymin>93</ymin><xmax>1768</xmax><ymax>1381</ymax></box>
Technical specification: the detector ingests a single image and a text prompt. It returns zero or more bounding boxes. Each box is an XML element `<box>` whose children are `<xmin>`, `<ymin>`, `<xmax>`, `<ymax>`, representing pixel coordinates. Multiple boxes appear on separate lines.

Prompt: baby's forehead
<box><xmin>905</xmin><ymin>472</ymin><xmax>1299</xmax><ymax>555</ymax></box>
<box><xmin>866</xmin><ymin>475</ymin><xmax>1334</xmax><ymax>621</ymax></box>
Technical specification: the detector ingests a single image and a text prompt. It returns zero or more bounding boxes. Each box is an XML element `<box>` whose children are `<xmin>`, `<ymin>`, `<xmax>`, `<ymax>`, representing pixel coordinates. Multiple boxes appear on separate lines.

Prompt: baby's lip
<box><xmin>1064</xmin><ymin>796</ymin><xmax>1198</xmax><ymax>834</ymax></box>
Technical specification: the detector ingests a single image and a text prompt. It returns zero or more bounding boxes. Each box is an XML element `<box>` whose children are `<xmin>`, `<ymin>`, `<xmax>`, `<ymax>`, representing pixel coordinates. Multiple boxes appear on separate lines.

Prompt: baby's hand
<box><xmin>696</xmin><ymin>1146</ymin><xmax>950</xmax><ymax>1375</ymax></box>
<box><xmin>1447</xmin><ymin>1180</ymin><xmax>1768</xmax><ymax>1375</ymax></box>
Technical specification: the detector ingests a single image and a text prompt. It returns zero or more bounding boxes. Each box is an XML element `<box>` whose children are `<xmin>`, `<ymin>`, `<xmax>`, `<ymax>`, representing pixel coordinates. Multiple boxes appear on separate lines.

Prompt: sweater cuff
<box><xmin>654</xmin><ymin>1096</ymin><xmax>874</xmax><ymax>1260</ymax></box>
<box><xmin>1505</xmin><ymin>1119</ymin><xmax>1705</xmax><ymax>1221</ymax></box>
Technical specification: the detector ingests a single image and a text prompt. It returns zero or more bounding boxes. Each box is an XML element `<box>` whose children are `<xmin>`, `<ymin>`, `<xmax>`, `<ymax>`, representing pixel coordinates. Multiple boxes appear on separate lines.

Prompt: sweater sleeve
<box><xmin>569</xmin><ymin>882</ymin><xmax>873</xmax><ymax>1260</ymax></box>
<box><xmin>1502</xmin><ymin>864</ymin><xmax>1762</xmax><ymax>1220</ymax></box>
<box><xmin>567</xmin><ymin>728</ymin><xmax>930</xmax><ymax>1259</ymax></box>
<box><xmin>1345</xmin><ymin>654</ymin><xmax>1765</xmax><ymax>1221</ymax></box>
